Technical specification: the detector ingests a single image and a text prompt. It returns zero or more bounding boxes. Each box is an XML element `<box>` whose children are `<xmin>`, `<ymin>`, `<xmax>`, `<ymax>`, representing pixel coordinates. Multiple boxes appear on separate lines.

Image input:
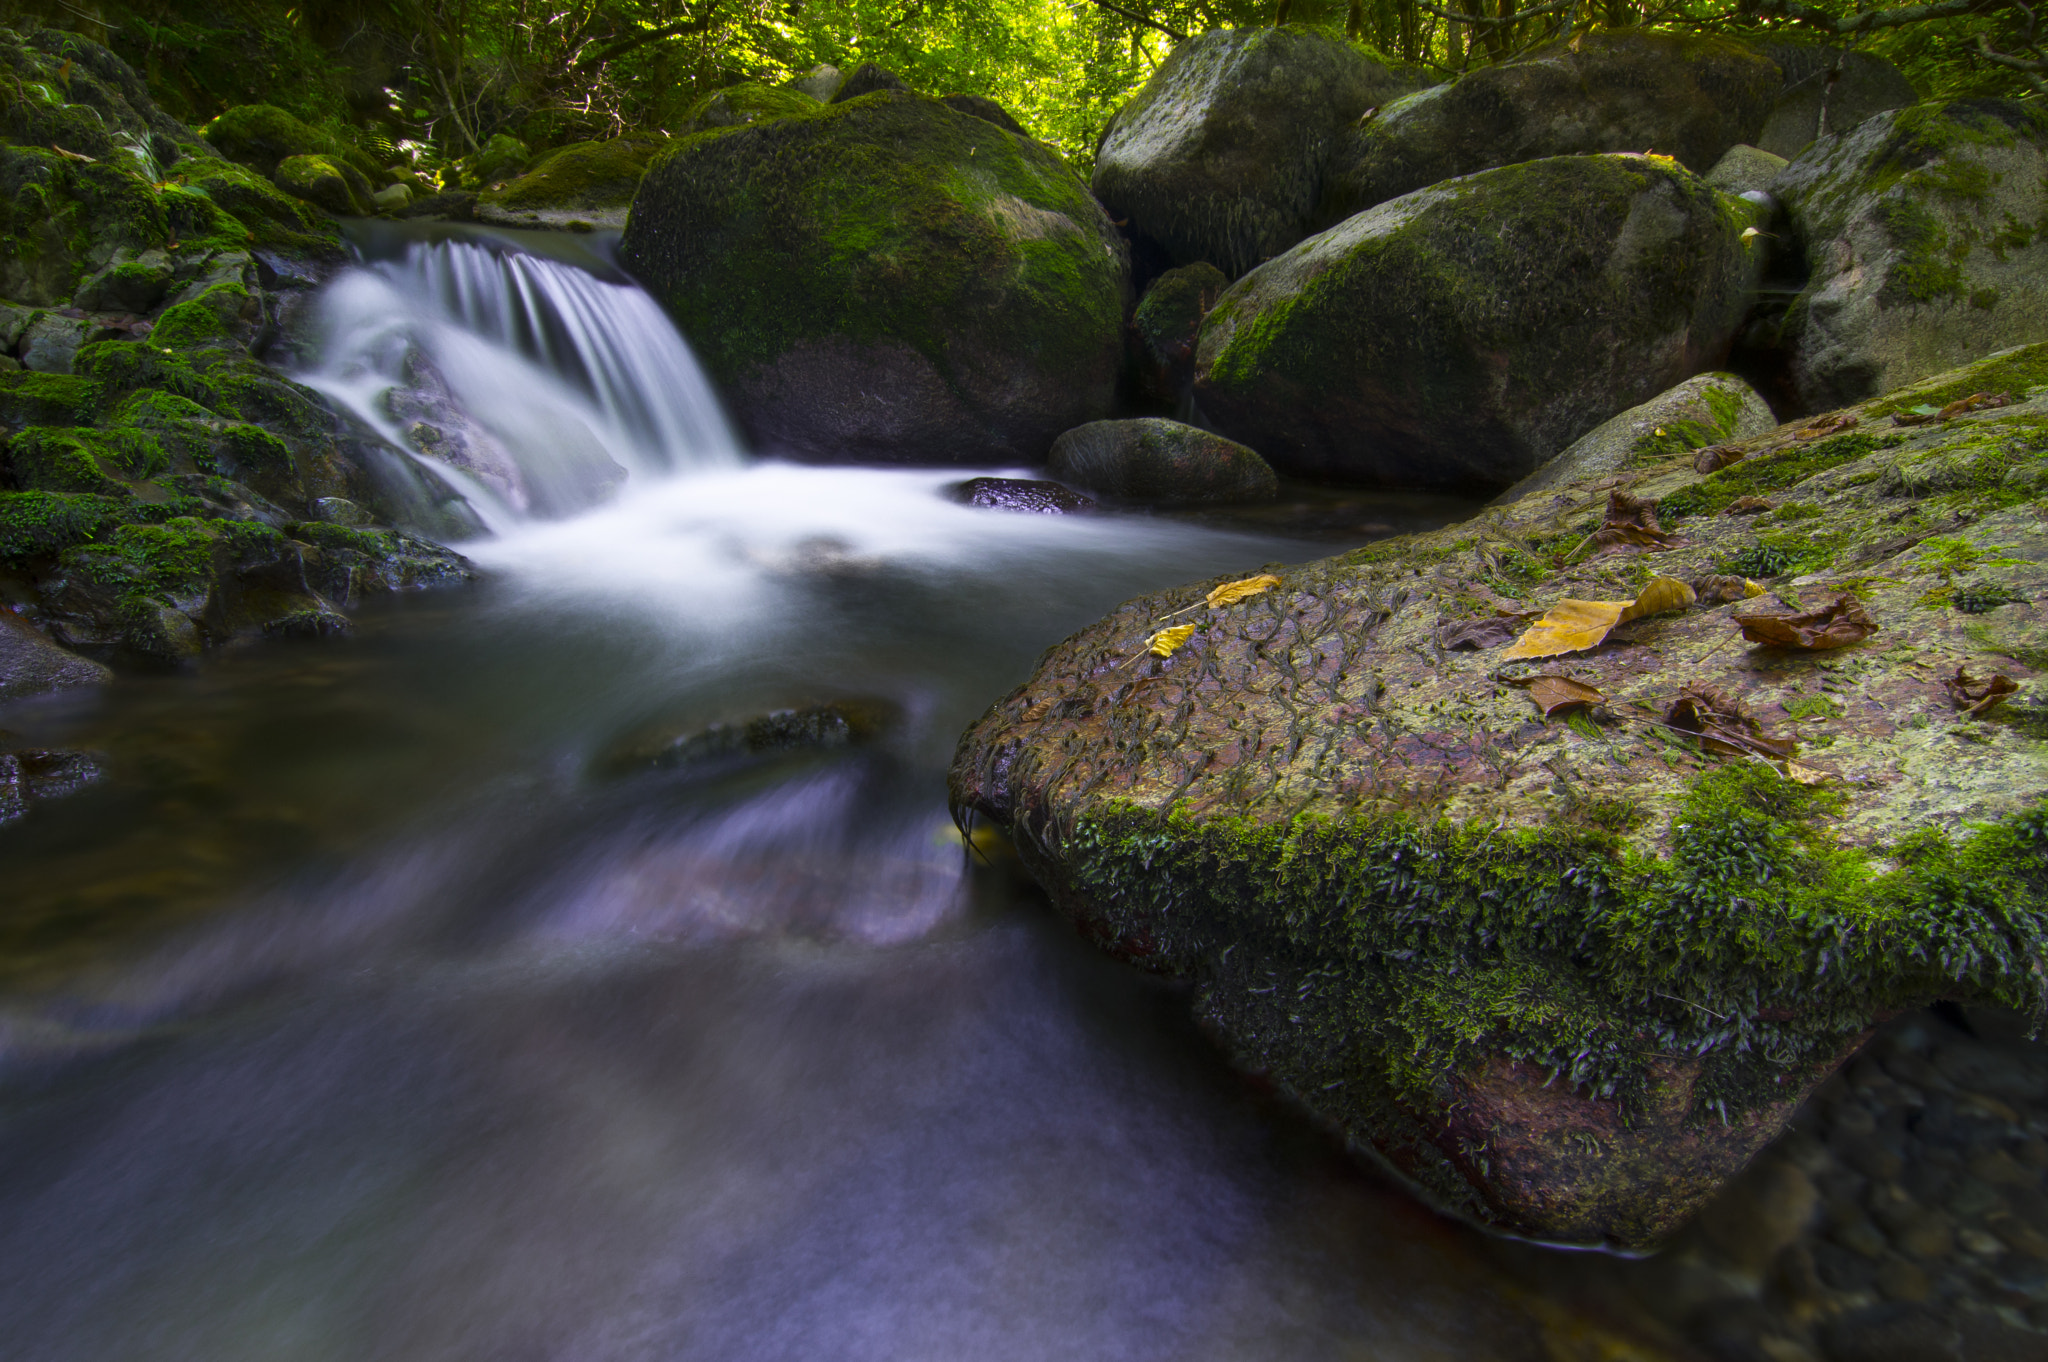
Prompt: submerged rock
<box><xmin>945</xmin><ymin>477</ymin><xmax>1095</xmax><ymax>515</ymax></box>
<box><xmin>622</xmin><ymin>92</ymin><xmax>1127</xmax><ymax>465</ymax></box>
<box><xmin>1195</xmin><ymin>154</ymin><xmax>1763</xmax><ymax>493</ymax></box>
<box><xmin>1047</xmin><ymin>418</ymin><xmax>1277</xmax><ymax>506</ymax></box>
<box><xmin>1092</xmin><ymin>27</ymin><xmax>1426</xmax><ymax>278</ymax></box>
<box><xmin>0</xmin><ymin>609</ymin><xmax>109</xmax><ymax>702</ymax></box>
<box><xmin>1317</xmin><ymin>30</ymin><xmax>1780</xmax><ymax>224</ymax></box>
<box><xmin>950</xmin><ymin>342</ymin><xmax>2048</xmax><ymax>1249</ymax></box>
<box><xmin>592</xmin><ymin>699</ymin><xmax>898</xmax><ymax>779</ymax></box>
<box><xmin>1762</xmin><ymin>98</ymin><xmax>2048</xmax><ymax>414</ymax></box>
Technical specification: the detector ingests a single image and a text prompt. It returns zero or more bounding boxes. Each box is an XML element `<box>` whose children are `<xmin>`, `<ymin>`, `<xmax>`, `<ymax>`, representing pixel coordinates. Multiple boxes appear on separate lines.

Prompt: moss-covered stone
<box><xmin>1195</xmin><ymin>154</ymin><xmax>1763</xmax><ymax>492</ymax></box>
<box><xmin>1318</xmin><ymin>29</ymin><xmax>1782</xmax><ymax>224</ymax></box>
<box><xmin>148</xmin><ymin>281</ymin><xmax>255</xmax><ymax>353</ymax></box>
<box><xmin>1767</xmin><ymin>99</ymin><xmax>2048</xmax><ymax>412</ymax></box>
<box><xmin>200</xmin><ymin>103</ymin><xmax>346</xmax><ymax>178</ymax></box>
<box><xmin>1130</xmin><ymin>262</ymin><xmax>1229</xmax><ymax>405</ymax></box>
<box><xmin>622</xmin><ymin>91</ymin><xmax>1129</xmax><ymax>464</ymax></box>
<box><xmin>949</xmin><ymin>344</ymin><xmax>2048</xmax><ymax>1248</ymax></box>
<box><xmin>0</xmin><ymin>369</ymin><xmax>102</xmax><ymax>427</ymax></box>
<box><xmin>672</xmin><ymin>83</ymin><xmax>820</xmax><ymax>136</ymax></box>
<box><xmin>1498</xmin><ymin>371</ymin><xmax>1778</xmax><ymax>501</ymax></box>
<box><xmin>167</xmin><ymin>155</ymin><xmax>342</xmax><ymax>255</ymax></box>
<box><xmin>1047</xmin><ymin>417</ymin><xmax>1278</xmax><ymax>505</ymax></box>
<box><xmin>478</xmin><ymin>136</ymin><xmax>669</xmax><ymax>228</ymax></box>
<box><xmin>457</xmin><ymin>132</ymin><xmax>530</xmax><ymax>189</ymax></box>
<box><xmin>272</xmin><ymin>153</ymin><xmax>373</xmax><ymax>217</ymax></box>
<box><xmin>0</xmin><ymin>488</ymin><xmax>122</xmax><ymax>562</ymax></box>
<box><xmin>1093</xmin><ymin>26</ymin><xmax>1428</xmax><ymax>278</ymax></box>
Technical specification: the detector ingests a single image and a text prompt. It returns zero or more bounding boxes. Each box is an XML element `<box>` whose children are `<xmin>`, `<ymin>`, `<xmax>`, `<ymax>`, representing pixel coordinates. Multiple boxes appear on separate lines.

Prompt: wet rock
<box><xmin>1093</xmin><ymin>26</ymin><xmax>1426</xmax><ymax>278</ymax></box>
<box><xmin>591</xmin><ymin>699</ymin><xmax>898</xmax><ymax>779</ymax></box>
<box><xmin>478</xmin><ymin>136</ymin><xmax>670</xmax><ymax>230</ymax></box>
<box><xmin>0</xmin><ymin>609</ymin><xmax>110</xmax><ymax>702</ymax></box>
<box><xmin>18</xmin><ymin>314</ymin><xmax>93</xmax><ymax>374</ymax></box>
<box><xmin>457</xmin><ymin>132</ymin><xmax>530</xmax><ymax>189</ymax></box>
<box><xmin>1317</xmin><ymin>30</ymin><xmax>1780</xmax><ymax>224</ymax></box>
<box><xmin>1047</xmin><ymin>418</ymin><xmax>1276</xmax><ymax>506</ymax></box>
<box><xmin>947</xmin><ymin>346</ymin><xmax>2048</xmax><ymax>1247</ymax></box>
<box><xmin>623</xmin><ymin>93</ymin><xmax>1127</xmax><ymax>466</ymax></box>
<box><xmin>1195</xmin><ymin>154</ymin><xmax>1763</xmax><ymax>493</ymax></box>
<box><xmin>1762</xmin><ymin>99</ymin><xmax>2048</xmax><ymax>413</ymax></box>
<box><xmin>392</xmin><ymin>190</ymin><xmax>479</xmax><ymax>222</ymax></box>
<box><xmin>0</xmin><ymin>745</ymin><xmax>105</xmax><ymax>825</ymax></box>
<box><xmin>71</xmin><ymin>252</ymin><xmax>175</xmax><ymax>314</ymax></box>
<box><xmin>945</xmin><ymin>477</ymin><xmax>1095</xmax><ymax>515</ymax></box>
<box><xmin>1129</xmin><ymin>262</ymin><xmax>1229</xmax><ymax>407</ymax></box>
<box><xmin>1752</xmin><ymin>42</ymin><xmax>1921</xmax><ymax>161</ymax></box>
<box><xmin>1495</xmin><ymin>371</ymin><xmax>1777</xmax><ymax>504</ymax></box>
<box><xmin>1698</xmin><ymin>1156</ymin><xmax>1819</xmax><ymax>1276</ymax></box>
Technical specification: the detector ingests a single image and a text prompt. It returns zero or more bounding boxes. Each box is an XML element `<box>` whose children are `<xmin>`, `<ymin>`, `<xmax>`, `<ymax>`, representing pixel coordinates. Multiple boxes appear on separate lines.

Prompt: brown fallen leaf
<box><xmin>1793</xmin><ymin>412</ymin><xmax>1858</xmax><ymax>441</ymax></box>
<box><xmin>1736</xmin><ymin>592</ymin><xmax>1878</xmax><ymax>650</ymax></box>
<box><xmin>1502</xmin><ymin>576</ymin><xmax>1696</xmax><ymax>659</ymax></box>
<box><xmin>1438</xmin><ymin>613</ymin><xmax>1532</xmax><ymax>651</ymax></box>
<box><xmin>1522</xmin><ymin>675</ymin><xmax>1605</xmax><ymax>718</ymax></box>
<box><xmin>1721</xmin><ymin>496</ymin><xmax>1776</xmax><ymax>516</ymax></box>
<box><xmin>1892</xmin><ymin>392</ymin><xmax>2015</xmax><ymax>427</ymax></box>
<box><xmin>1693</xmin><ymin>445</ymin><xmax>1746</xmax><ymax>474</ymax></box>
<box><xmin>1667</xmin><ymin>685</ymin><xmax>1798</xmax><ymax>759</ymax></box>
<box><xmin>1943</xmin><ymin>667</ymin><xmax>2017</xmax><ymax>717</ymax></box>
<box><xmin>1692</xmin><ymin>575</ymin><xmax>1769</xmax><ymax>606</ymax></box>
<box><xmin>1582</xmin><ymin>489</ymin><xmax>1682</xmax><ymax>556</ymax></box>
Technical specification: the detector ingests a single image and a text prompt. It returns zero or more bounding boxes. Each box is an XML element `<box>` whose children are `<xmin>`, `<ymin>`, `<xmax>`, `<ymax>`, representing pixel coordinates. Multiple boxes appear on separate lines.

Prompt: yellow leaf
<box><xmin>1147</xmin><ymin>624</ymin><xmax>1197</xmax><ymax>658</ymax></box>
<box><xmin>1503</xmin><ymin>577</ymin><xmax>1697</xmax><ymax>659</ymax></box>
<box><xmin>1206</xmin><ymin>574</ymin><xmax>1282</xmax><ymax>609</ymax></box>
<box><xmin>1501</xmin><ymin>599</ymin><xmax>1628</xmax><ymax>659</ymax></box>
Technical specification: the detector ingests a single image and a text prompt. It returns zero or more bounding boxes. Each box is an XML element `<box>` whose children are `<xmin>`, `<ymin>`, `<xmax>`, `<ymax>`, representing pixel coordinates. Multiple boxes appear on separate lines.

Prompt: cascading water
<box><xmin>0</xmin><ymin>229</ymin><xmax>1638</xmax><ymax>1362</ymax></box>
<box><xmin>298</xmin><ymin>230</ymin><xmax>741</xmax><ymax>529</ymax></box>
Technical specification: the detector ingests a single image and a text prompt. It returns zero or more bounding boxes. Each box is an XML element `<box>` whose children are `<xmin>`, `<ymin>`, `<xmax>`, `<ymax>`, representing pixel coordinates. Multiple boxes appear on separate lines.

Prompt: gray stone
<box><xmin>1698</xmin><ymin>1156</ymin><xmax>1819</xmax><ymax>1277</ymax></box>
<box><xmin>0</xmin><ymin>611</ymin><xmax>111</xmax><ymax>704</ymax></box>
<box><xmin>19</xmin><ymin>314</ymin><xmax>91</xmax><ymax>374</ymax></box>
<box><xmin>1047</xmin><ymin>418</ymin><xmax>1276</xmax><ymax>506</ymax></box>
<box><xmin>1093</xmin><ymin>27</ymin><xmax>1427</xmax><ymax>278</ymax></box>
<box><xmin>1764</xmin><ymin>99</ymin><xmax>2048</xmax><ymax>412</ymax></box>
<box><xmin>829</xmin><ymin>63</ymin><xmax>907</xmax><ymax>103</ymax></box>
<box><xmin>1706</xmin><ymin>143</ymin><xmax>1790</xmax><ymax>195</ymax></box>
<box><xmin>785</xmin><ymin>64</ymin><xmax>841</xmax><ymax>103</ymax></box>
<box><xmin>1195</xmin><ymin>154</ymin><xmax>1763</xmax><ymax>492</ymax></box>
<box><xmin>1496</xmin><ymin>371</ymin><xmax>1777</xmax><ymax>504</ymax></box>
<box><xmin>310</xmin><ymin>497</ymin><xmax>373</xmax><ymax>526</ymax></box>
<box><xmin>0</xmin><ymin>301</ymin><xmax>38</xmax><ymax>353</ymax></box>
<box><xmin>372</xmin><ymin>183</ymin><xmax>412</xmax><ymax>210</ymax></box>
<box><xmin>1753</xmin><ymin>42</ymin><xmax>1921</xmax><ymax>160</ymax></box>
<box><xmin>1317</xmin><ymin>29</ymin><xmax>1780</xmax><ymax>225</ymax></box>
<box><xmin>945</xmin><ymin>477</ymin><xmax>1094</xmax><ymax>515</ymax></box>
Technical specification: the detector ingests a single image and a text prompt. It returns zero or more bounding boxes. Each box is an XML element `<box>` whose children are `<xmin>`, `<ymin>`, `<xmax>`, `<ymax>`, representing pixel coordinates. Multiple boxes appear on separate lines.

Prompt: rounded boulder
<box><xmin>622</xmin><ymin>92</ymin><xmax>1128</xmax><ymax>465</ymax></box>
<box><xmin>1048</xmin><ymin>418</ymin><xmax>1277</xmax><ymax>505</ymax></box>
<box><xmin>1195</xmin><ymin>154</ymin><xmax>1763</xmax><ymax>493</ymax></box>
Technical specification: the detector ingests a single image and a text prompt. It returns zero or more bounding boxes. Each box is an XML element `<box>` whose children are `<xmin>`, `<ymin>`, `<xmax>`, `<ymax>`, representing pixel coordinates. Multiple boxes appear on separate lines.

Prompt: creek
<box><xmin>0</xmin><ymin>227</ymin><xmax>1670</xmax><ymax>1359</ymax></box>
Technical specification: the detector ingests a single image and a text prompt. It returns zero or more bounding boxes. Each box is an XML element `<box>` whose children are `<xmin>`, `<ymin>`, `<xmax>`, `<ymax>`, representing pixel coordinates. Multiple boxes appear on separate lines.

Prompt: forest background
<box><xmin>0</xmin><ymin>0</ymin><xmax>2042</xmax><ymax>184</ymax></box>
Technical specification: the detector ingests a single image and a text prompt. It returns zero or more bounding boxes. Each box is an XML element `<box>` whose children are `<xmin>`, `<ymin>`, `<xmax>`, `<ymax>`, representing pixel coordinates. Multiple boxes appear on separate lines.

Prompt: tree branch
<box><xmin>1411</xmin><ymin>0</ymin><xmax>1573</xmax><ymax>27</ymax></box>
<box><xmin>1085</xmin><ymin>0</ymin><xmax>1189</xmax><ymax>41</ymax></box>
<box><xmin>574</xmin><ymin>4</ymin><xmax>721</xmax><ymax>70</ymax></box>
<box><xmin>1751</xmin><ymin>0</ymin><xmax>2018</xmax><ymax>34</ymax></box>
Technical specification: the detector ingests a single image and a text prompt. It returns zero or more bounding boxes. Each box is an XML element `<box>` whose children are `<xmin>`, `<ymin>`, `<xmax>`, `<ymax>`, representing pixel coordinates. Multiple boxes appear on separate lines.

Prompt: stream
<box><xmin>0</xmin><ymin>226</ymin><xmax>1687</xmax><ymax>1360</ymax></box>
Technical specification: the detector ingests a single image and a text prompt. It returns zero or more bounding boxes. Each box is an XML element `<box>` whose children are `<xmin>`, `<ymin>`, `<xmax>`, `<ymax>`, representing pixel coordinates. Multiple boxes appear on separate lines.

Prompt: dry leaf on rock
<box><xmin>1793</xmin><ymin>412</ymin><xmax>1858</xmax><ymax>441</ymax></box>
<box><xmin>1786</xmin><ymin>759</ymin><xmax>1834</xmax><ymax>785</ymax></box>
<box><xmin>1206</xmin><ymin>574</ymin><xmax>1282</xmax><ymax>609</ymax></box>
<box><xmin>1583</xmin><ymin>489</ymin><xmax>1681</xmax><ymax>556</ymax></box>
<box><xmin>1667</xmin><ymin>685</ymin><xmax>1797</xmax><ymax>759</ymax></box>
<box><xmin>1146</xmin><ymin>624</ymin><xmax>1197</xmax><ymax>658</ymax></box>
<box><xmin>1521</xmin><ymin>675</ymin><xmax>1605</xmax><ymax>718</ymax></box>
<box><xmin>1693</xmin><ymin>575</ymin><xmax>1769</xmax><ymax>606</ymax></box>
<box><xmin>1439</xmin><ymin>613</ymin><xmax>1532</xmax><ymax>651</ymax></box>
<box><xmin>1943</xmin><ymin>667</ymin><xmax>2017</xmax><ymax>717</ymax></box>
<box><xmin>1891</xmin><ymin>392</ymin><xmax>2013</xmax><ymax>427</ymax></box>
<box><xmin>1502</xmin><ymin>577</ymin><xmax>1695</xmax><ymax>660</ymax></box>
<box><xmin>1721</xmin><ymin>497</ymin><xmax>1776</xmax><ymax>516</ymax></box>
<box><xmin>1736</xmin><ymin>593</ymin><xmax>1877</xmax><ymax>650</ymax></box>
<box><xmin>1694</xmin><ymin>445</ymin><xmax>1745</xmax><ymax>474</ymax></box>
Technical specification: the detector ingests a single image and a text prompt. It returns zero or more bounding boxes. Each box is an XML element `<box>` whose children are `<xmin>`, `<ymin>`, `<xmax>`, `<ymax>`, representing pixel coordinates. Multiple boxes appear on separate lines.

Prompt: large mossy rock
<box><xmin>1194</xmin><ymin>154</ymin><xmax>1763</xmax><ymax>494</ymax></box>
<box><xmin>1761</xmin><ymin>99</ymin><xmax>2048</xmax><ymax>415</ymax></box>
<box><xmin>478</xmin><ymin>136</ymin><xmax>669</xmax><ymax>229</ymax></box>
<box><xmin>1494</xmin><ymin>370</ymin><xmax>1777</xmax><ymax>502</ymax></box>
<box><xmin>621</xmin><ymin>91</ymin><xmax>1128</xmax><ymax>465</ymax></box>
<box><xmin>201</xmin><ymin>103</ymin><xmax>345</xmax><ymax>177</ymax></box>
<box><xmin>1093</xmin><ymin>27</ymin><xmax>1427</xmax><ymax>279</ymax></box>
<box><xmin>1047</xmin><ymin>418</ymin><xmax>1277</xmax><ymax>505</ymax></box>
<box><xmin>1</xmin><ymin>26</ymin><xmax>201</xmax><ymax>168</ymax></box>
<box><xmin>950</xmin><ymin>342</ymin><xmax>2048</xmax><ymax>1249</ymax></box>
<box><xmin>1317</xmin><ymin>30</ymin><xmax>1780</xmax><ymax>225</ymax></box>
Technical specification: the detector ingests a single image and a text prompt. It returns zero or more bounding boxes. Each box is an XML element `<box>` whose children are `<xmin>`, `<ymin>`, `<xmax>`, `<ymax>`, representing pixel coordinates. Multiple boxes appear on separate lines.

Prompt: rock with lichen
<box><xmin>1093</xmin><ymin>27</ymin><xmax>1428</xmax><ymax>279</ymax></box>
<box><xmin>1757</xmin><ymin>98</ymin><xmax>2048</xmax><ymax>415</ymax></box>
<box><xmin>1194</xmin><ymin>153</ymin><xmax>1764</xmax><ymax>494</ymax></box>
<box><xmin>1316</xmin><ymin>30</ymin><xmax>1781</xmax><ymax>226</ymax></box>
<box><xmin>949</xmin><ymin>341</ymin><xmax>2048</xmax><ymax>1250</ymax></box>
<box><xmin>622</xmin><ymin>91</ymin><xmax>1128</xmax><ymax>465</ymax></box>
<box><xmin>1495</xmin><ymin>371</ymin><xmax>1778</xmax><ymax>503</ymax></box>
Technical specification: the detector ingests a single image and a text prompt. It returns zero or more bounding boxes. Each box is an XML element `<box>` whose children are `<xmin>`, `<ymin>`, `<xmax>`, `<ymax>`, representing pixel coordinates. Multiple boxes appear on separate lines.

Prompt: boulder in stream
<box><xmin>1047</xmin><ymin>418</ymin><xmax>1277</xmax><ymax>506</ymax></box>
<box><xmin>621</xmin><ymin>91</ymin><xmax>1128</xmax><ymax>465</ymax></box>
<box><xmin>1195</xmin><ymin>153</ymin><xmax>1763</xmax><ymax>493</ymax></box>
<box><xmin>479</xmin><ymin>136</ymin><xmax>670</xmax><ymax>230</ymax></box>
<box><xmin>951</xmin><ymin>340</ymin><xmax>2048</xmax><ymax>1249</ymax></box>
<box><xmin>1092</xmin><ymin>27</ymin><xmax>1428</xmax><ymax>278</ymax></box>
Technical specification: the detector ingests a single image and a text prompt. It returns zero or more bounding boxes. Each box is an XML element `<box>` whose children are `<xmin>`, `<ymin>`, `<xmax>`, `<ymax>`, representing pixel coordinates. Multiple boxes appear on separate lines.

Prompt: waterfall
<box><xmin>298</xmin><ymin>233</ymin><xmax>742</xmax><ymax>531</ymax></box>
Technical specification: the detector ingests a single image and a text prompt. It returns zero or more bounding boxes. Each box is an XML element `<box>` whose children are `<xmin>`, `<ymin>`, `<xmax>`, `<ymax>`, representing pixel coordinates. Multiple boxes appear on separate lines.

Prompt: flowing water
<box><xmin>0</xmin><ymin>229</ymin><xmax>1684</xmax><ymax>1360</ymax></box>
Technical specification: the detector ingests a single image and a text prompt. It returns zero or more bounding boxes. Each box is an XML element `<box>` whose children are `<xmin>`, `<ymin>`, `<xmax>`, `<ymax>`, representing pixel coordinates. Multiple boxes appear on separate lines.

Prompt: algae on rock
<box><xmin>950</xmin><ymin>342</ymin><xmax>2048</xmax><ymax>1249</ymax></box>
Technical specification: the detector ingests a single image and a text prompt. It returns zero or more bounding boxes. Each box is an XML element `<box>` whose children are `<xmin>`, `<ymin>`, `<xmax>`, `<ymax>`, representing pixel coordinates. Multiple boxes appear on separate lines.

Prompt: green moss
<box><xmin>1867</xmin><ymin>342</ymin><xmax>2048</xmax><ymax>417</ymax></box>
<box><xmin>1662</xmin><ymin>431</ymin><xmax>1898</xmax><ymax>519</ymax></box>
<box><xmin>1721</xmin><ymin>532</ymin><xmax>1827</xmax><ymax>578</ymax></box>
<box><xmin>483</xmin><ymin>137</ymin><xmax>665</xmax><ymax>213</ymax></box>
<box><xmin>0</xmin><ymin>371</ymin><xmax>103</xmax><ymax>427</ymax></box>
<box><xmin>5</xmin><ymin>426</ymin><xmax>165</xmax><ymax>494</ymax></box>
<box><xmin>169</xmin><ymin>156</ymin><xmax>339</xmax><ymax>254</ymax></box>
<box><xmin>0</xmin><ymin>489</ymin><xmax>123</xmax><ymax>562</ymax></box>
<box><xmin>672</xmin><ymin>83</ymin><xmax>820</xmax><ymax>136</ymax></box>
<box><xmin>217</xmin><ymin>422</ymin><xmax>292</xmax><ymax>476</ymax></box>
<box><xmin>72</xmin><ymin>341</ymin><xmax>221</xmax><ymax>410</ymax></box>
<box><xmin>1878</xmin><ymin>196</ymin><xmax>1967</xmax><ymax>304</ymax></box>
<box><xmin>200</xmin><ymin>104</ymin><xmax>345</xmax><ymax>176</ymax></box>
<box><xmin>150</xmin><ymin>283</ymin><xmax>250</xmax><ymax>353</ymax></box>
<box><xmin>287</xmin><ymin>520</ymin><xmax>397</xmax><ymax>555</ymax></box>
<box><xmin>60</xmin><ymin>516</ymin><xmax>217</xmax><ymax>602</ymax></box>
<box><xmin>1063</xmin><ymin>762</ymin><xmax>2048</xmax><ymax>1125</ymax></box>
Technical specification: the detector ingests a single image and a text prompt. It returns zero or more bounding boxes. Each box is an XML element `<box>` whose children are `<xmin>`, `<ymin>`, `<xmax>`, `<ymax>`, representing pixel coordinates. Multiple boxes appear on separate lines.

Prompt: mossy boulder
<box><xmin>478</xmin><ymin>136</ymin><xmax>669</xmax><ymax>229</ymax></box>
<box><xmin>830</xmin><ymin>63</ymin><xmax>908</xmax><ymax>103</ymax></box>
<box><xmin>1047</xmin><ymin>418</ymin><xmax>1277</xmax><ymax>505</ymax></box>
<box><xmin>273</xmin><ymin>153</ymin><xmax>374</xmax><ymax>217</ymax></box>
<box><xmin>167</xmin><ymin>155</ymin><xmax>344</xmax><ymax>255</ymax></box>
<box><xmin>457</xmin><ymin>133</ymin><xmax>530</xmax><ymax>189</ymax></box>
<box><xmin>1093</xmin><ymin>26</ymin><xmax>1428</xmax><ymax>279</ymax></box>
<box><xmin>200</xmin><ymin>103</ymin><xmax>345</xmax><ymax>178</ymax></box>
<box><xmin>673</xmin><ymin>83</ymin><xmax>820</xmax><ymax>136</ymax></box>
<box><xmin>1130</xmin><ymin>261</ymin><xmax>1229</xmax><ymax>405</ymax></box>
<box><xmin>0</xmin><ymin>26</ymin><xmax>200</xmax><ymax>169</ymax></box>
<box><xmin>1751</xmin><ymin>41</ymin><xmax>1920</xmax><ymax>161</ymax></box>
<box><xmin>1317</xmin><ymin>30</ymin><xmax>1781</xmax><ymax>226</ymax></box>
<box><xmin>1495</xmin><ymin>371</ymin><xmax>1777</xmax><ymax>502</ymax></box>
<box><xmin>1194</xmin><ymin>154</ymin><xmax>1764</xmax><ymax>494</ymax></box>
<box><xmin>621</xmin><ymin>91</ymin><xmax>1129</xmax><ymax>465</ymax></box>
<box><xmin>1761</xmin><ymin>99</ymin><xmax>2048</xmax><ymax>415</ymax></box>
<box><xmin>0</xmin><ymin>144</ymin><xmax>172</xmax><ymax>305</ymax></box>
<box><xmin>949</xmin><ymin>342</ymin><xmax>2048</xmax><ymax>1249</ymax></box>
